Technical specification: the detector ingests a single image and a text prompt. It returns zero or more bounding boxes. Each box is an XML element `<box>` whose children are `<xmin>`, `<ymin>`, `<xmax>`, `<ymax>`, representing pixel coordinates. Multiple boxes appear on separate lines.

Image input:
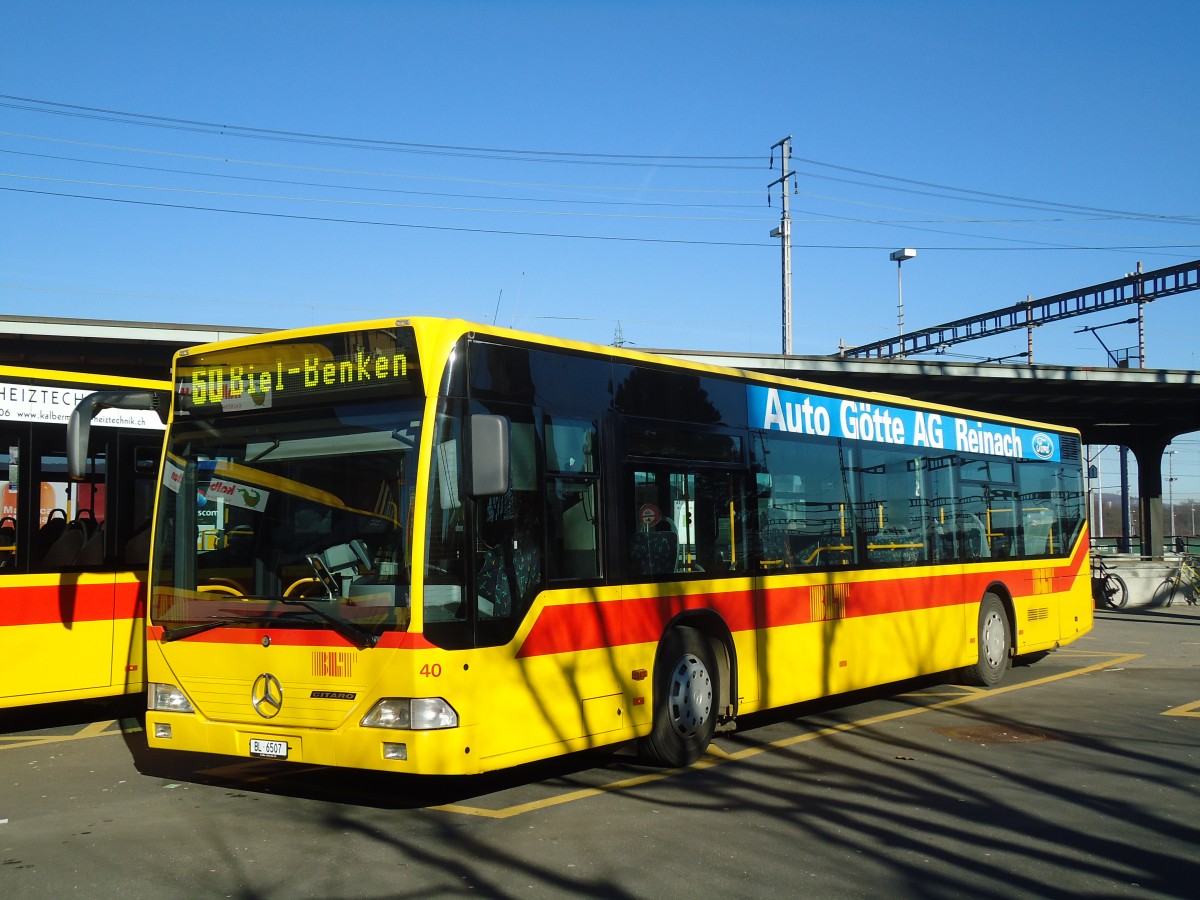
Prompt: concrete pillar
<box><xmin>1129</xmin><ymin>436</ymin><xmax>1169</xmax><ymax>560</ymax></box>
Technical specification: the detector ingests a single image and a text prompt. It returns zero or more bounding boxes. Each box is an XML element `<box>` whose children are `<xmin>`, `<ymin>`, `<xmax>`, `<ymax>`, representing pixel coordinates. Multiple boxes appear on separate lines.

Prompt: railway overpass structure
<box><xmin>0</xmin><ymin>314</ymin><xmax>266</xmax><ymax>381</ymax></box>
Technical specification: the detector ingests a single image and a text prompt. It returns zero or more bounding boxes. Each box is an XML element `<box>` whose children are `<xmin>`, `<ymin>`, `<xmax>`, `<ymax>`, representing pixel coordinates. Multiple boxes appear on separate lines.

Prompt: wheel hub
<box><xmin>668</xmin><ymin>653</ymin><xmax>713</xmax><ymax>737</ymax></box>
<box><xmin>981</xmin><ymin>609</ymin><xmax>1006</xmax><ymax>668</ymax></box>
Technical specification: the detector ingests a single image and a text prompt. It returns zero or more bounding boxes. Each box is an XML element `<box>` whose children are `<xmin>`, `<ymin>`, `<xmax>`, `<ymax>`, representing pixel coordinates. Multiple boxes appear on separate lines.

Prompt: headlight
<box><xmin>361</xmin><ymin>697</ymin><xmax>458</xmax><ymax>730</ymax></box>
<box><xmin>148</xmin><ymin>682</ymin><xmax>194</xmax><ymax>713</ymax></box>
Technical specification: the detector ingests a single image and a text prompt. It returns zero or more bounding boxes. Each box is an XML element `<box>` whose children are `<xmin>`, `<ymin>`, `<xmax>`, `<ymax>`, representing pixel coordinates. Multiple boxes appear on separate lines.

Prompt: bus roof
<box><xmin>172</xmin><ymin>316</ymin><xmax>1083</xmax><ymax>437</ymax></box>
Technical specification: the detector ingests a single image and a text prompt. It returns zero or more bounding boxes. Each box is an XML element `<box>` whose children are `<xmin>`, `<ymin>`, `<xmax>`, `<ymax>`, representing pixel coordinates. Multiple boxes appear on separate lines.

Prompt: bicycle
<box><xmin>1091</xmin><ymin>555</ymin><xmax>1129</xmax><ymax>609</ymax></box>
<box><xmin>1161</xmin><ymin>554</ymin><xmax>1200</xmax><ymax>607</ymax></box>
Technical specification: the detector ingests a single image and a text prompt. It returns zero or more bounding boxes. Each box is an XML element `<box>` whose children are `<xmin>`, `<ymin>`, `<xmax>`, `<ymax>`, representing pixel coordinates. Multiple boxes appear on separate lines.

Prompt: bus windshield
<box><xmin>151</xmin><ymin>399</ymin><xmax>421</xmax><ymax>641</ymax></box>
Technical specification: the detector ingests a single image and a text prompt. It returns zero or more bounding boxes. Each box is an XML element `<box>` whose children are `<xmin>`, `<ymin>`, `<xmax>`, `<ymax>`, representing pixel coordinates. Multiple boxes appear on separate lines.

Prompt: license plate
<box><xmin>249</xmin><ymin>739</ymin><xmax>289</xmax><ymax>759</ymax></box>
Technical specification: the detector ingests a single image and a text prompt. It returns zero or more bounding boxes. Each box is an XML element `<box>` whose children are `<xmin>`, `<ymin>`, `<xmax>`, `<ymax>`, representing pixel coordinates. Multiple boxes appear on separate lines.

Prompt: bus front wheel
<box><xmin>639</xmin><ymin>627</ymin><xmax>717</xmax><ymax>767</ymax></box>
<box><xmin>961</xmin><ymin>593</ymin><xmax>1011</xmax><ymax>688</ymax></box>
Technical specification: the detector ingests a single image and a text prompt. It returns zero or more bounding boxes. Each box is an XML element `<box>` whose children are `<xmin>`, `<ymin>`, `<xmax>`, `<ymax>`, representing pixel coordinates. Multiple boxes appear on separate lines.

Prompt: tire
<box><xmin>1157</xmin><ymin>577</ymin><xmax>1175</xmax><ymax>608</ymax></box>
<box><xmin>1102</xmin><ymin>573</ymin><xmax>1128</xmax><ymax>609</ymax></box>
<box><xmin>639</xmin><ymin>627</ymin><xmax>718</xmax><ymax>767</ymax></box>
<box><xmin>961</xmin><ymin>593</ymin><xmax>1011</xmax><ymax>688</ymax></box>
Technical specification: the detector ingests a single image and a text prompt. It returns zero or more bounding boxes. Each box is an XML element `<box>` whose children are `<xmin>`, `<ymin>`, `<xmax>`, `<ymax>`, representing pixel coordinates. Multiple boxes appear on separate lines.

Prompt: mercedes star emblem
<box><xmin>251</xmin><ymin>673</ymin><xmax>284</xmax><ymax>719</ymax></box>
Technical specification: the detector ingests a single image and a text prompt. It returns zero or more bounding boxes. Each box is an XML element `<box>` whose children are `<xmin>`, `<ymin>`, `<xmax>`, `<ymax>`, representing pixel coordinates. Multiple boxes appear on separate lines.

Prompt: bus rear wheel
<box><xmin>961</xmin><ymin>593</ymin><xmax>1011</xmax><ymax>687</ymax></box>
<box><xmin>639</xmin><ymin>627</ymin><xmax>717</xmax><ymax>767</ymax></box>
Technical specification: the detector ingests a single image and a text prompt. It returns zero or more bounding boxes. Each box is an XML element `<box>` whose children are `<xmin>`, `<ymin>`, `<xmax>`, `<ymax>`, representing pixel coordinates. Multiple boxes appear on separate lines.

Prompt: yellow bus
<box><xmin>1</xmin><ymin>365</ymin><xmax>165</xmax><ymax>709</ymax></box>
<box><xmin>74</xmin><ymin>318</ymin><xmax>1091</xmax><ymax>773</ymax></box>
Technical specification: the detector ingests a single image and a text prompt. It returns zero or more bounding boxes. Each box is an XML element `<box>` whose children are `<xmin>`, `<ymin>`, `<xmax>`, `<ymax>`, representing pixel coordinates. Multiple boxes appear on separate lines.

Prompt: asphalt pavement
<box><xmin>2</xmin><ymin>602</ymin><xmax>1197</xmax><ymax>899</ymax></box>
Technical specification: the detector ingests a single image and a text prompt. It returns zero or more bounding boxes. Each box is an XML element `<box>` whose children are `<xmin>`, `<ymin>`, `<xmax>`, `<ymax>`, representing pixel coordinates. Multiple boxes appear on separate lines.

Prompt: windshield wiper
<box><xmin>162</xmin><ymin>615</ymin><xmax>278</xmax><ymax>642</ymax></box>
<box><xmin>277</xmin><ymin>597</ymin><xmax>378</xmax><ymax>649</ymax></box>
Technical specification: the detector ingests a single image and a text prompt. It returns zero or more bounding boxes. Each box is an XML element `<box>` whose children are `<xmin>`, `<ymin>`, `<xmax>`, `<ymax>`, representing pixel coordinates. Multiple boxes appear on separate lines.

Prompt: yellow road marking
<box><xmin>433</xmin><ymin>651</ymin><xmax>1143</xmax><ymax>819</ymax></box>
<box><xmin>0</xmin><ymin>653</ymin><xmax>1147</xmax><ymax>810</ymax></box>
<box><xmin>1162</xmin><ymin>700</ymin><xmax>1200</xmax><ymax>717</ymax></box>
<box><xmin>0</xmin><ymin>718</ymin><xmax>122</xmax><ymax>751</ymax></box>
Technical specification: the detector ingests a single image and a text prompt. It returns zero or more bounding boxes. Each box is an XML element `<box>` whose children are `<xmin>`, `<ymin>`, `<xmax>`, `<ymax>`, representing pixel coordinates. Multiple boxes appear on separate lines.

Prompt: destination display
<box><xmin>175</xmin><ymin>327</ymin><xmax>422</xmax><ymax>415</ymax></box>
<box><xmin>747</xmin><ymin>384</ymin><xmax>1060</xmax><ymax>462</ymax></box>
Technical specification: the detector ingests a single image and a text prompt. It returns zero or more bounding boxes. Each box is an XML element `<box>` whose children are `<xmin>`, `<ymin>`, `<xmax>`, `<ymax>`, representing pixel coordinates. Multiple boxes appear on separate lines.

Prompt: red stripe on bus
<box><xmin>516</xmin><ymin>539</ymin><xmax>1089</xmax><ymax>659</ymax></box>
<box><xmin>0</xmin><ymin>580</ymin><xmax>144</xmax><ymax>627</ymax></box>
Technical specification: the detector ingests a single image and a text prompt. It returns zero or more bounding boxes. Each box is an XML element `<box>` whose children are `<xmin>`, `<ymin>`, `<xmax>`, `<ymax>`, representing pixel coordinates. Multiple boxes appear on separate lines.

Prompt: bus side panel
<box><xmin>1056</xmin><ymin>531</ymin><xmax>1093</xmax><ymax>647</ymax></box>
<box><xmin>997</xmin><ymin>532</ymin><xmax>1091</xmax><ymax>655</ymax></box>
<box><xmin>475</xmin><ymin>586</ymin><xmax>635</xmax><ymax>766</ymax></box>
<box><xmin>109</xmin><ymin>574</ymin><xmax>147</xmax><ymax>692</ymax></box>
<box><xmin>1057</xmin><ymin>564</ymin><xmax>1093</xmax><ymax>647</ymax></box>
<box><xmin>0</xmin><ymin>575</ymin><xmax>125</xmax><ymax>705</ymax></box>
<box><xmin>752</xmin><ymin>588</ymin><xmax>964</xmax><ymax>713</ymax></box>
<box><xmin>750</xmin><ymin>567</ymin><xmax>973</xmax><ymax>711</ymax></box>
<box><xmin>473</xmin><ymin>579</ymin><xmax>763</xmax><ymax>769</ymax></box>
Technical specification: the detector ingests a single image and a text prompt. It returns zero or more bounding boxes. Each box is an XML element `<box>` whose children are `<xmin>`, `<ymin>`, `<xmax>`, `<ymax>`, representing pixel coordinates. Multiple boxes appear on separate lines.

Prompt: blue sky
<box><xmin>7</xmin><ymin>0</ymin><xmax>1200</xmax><ymax>508</ymax></box>
<box><xmin>3</xmin><ymin>1</ymin><xmax>1200</xmax><ymax>497</ymax></box>
<box><xmin>3</xmin><ymin>0</ymin><xmax>1196</xmax><ymax>358</ymax></box>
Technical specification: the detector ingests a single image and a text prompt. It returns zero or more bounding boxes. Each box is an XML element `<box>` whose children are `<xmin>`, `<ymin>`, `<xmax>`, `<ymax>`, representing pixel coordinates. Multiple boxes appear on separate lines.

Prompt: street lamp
<box><xmin>1167</xmin><ymin>449</ymin><xmax>1178</xmax><ymax>539</ymax></box>
<box><xmin>889</xmin><ymin>249</ymin><xmax>917</xmax><ymax>341</ymax></box>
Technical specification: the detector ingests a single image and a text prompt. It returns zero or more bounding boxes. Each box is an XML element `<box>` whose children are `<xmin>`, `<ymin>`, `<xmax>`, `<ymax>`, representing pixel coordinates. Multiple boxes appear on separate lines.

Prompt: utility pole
<box><xmin>1167</xmin><ymin>449</ymin><xmax>1177</xmax><ymax>538</ymax></box>
<box><xmin>889</xmin><ymin>249</ymin><xmax>917</xmax><ymax>352</ymax></box>
<box><xmin>769</xmin><ymin>136</ymin><xmax>795</xmax><ymax>355</ymax></box>
<box><xmin>1135</xmin><ymin>260</ymin><xmax>1145</xmax><ymax>366</ymax></box>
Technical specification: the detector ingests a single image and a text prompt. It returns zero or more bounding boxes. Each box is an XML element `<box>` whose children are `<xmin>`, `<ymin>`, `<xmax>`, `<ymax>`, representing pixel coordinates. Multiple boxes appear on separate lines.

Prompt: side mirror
<box><xmin>470</xmin><ymin>414</ymin><xmax>510</xmax><ymax>497</ymax></box>
<box><xmin>68</xmin><ymin>390</ymin><xmax>166</xmax><ymax>480</ymax></box>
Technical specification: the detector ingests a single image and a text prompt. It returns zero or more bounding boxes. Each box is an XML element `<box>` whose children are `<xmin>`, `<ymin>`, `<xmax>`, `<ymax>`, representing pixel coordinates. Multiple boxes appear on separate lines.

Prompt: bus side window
<box><xmin>547</xmin><ymin>479</ymin><xmax>600</xmax><ymax>580</ymax></box>
<box><xmin>544</xmin><ymin>415</ymin><xmax>601</xmax><ymax>582</ymax></box>
<box><xmin>858</xmin><ymin>448</ymin><xmax>926</xmax><ymax>565</ymax></box>
<box><xmin>0</xmin><ymin>515</ymin><xmax>14</xmax><ymax>568</ymax></box>
<box><xmin>0</xmin><ymin>441</ymin><xmax>16</xmax><ymax>569</ymax></box>
<box><xmin>475</xmin><ymin>489</ymin><xmax>542</xmax><ymax>620</ymax></box>
<box><xmin>752</xmin><ymin>434</ymin><xmax>855</xmax><ymax>570</ymax></box>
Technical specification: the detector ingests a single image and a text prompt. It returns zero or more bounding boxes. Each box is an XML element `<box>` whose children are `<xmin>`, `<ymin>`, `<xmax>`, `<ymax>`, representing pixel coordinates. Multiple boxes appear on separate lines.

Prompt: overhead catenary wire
<box><xmin>4</xmin><ymin>94</ymin><xmax>1197</xmax><ymax>223</ymax></box>
<box><xmin>0</xmin><ymin>131</ymin><xmax>762</xmax><ymax>195</ymax></box>
<box><xmin>791</xmin><ymin>154</ymin><xmax>1200</xmax><ymax>224</ymax></box>
<box><xmin>0</xmin><ymin>95</ymin><xmax>761</xmax><ymax>168</ymax></box>
<box><xmin>3</xmin><ymin>185</ymin><xmax>1197</xmax><ymax>253</ymax></box>
<box><xmin>7</xmin><ymin>141</ymin><xmax>1195</xmax><ymax>231</ymax></box>
<box><xmin>0</xmin><ymin>147</ymin><xmax>768</xmax><ymax>208</ymax></box>
<box><xmin>0</xmin><ymin>172</ymin><xmax>775</xmax><ymax>224</ymax></box>
<box><xmin>1</xmin><ymin>94</ymin><xmax>1196</xmax><ymax>258</ymax></box>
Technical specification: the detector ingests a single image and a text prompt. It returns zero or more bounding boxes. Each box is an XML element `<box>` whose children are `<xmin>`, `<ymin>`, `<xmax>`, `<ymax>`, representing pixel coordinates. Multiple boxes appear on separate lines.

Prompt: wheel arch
<box><xmin>658</xmin><ymin>609</ymin><xmax>738</xmax><ymax>720</ymax></box>
<box><xmin>983</xmin><ymin>579</ymin><xmax>1017</xmax><ymax>655</ymax></box>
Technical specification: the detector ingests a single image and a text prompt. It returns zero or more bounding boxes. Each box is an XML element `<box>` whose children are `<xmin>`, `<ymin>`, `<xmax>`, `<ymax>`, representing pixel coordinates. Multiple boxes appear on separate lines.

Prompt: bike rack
<box><xmin>1093</xmin><ymin>552</ymin><xmax>1177</xmax><ymax>608</ymax></box>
